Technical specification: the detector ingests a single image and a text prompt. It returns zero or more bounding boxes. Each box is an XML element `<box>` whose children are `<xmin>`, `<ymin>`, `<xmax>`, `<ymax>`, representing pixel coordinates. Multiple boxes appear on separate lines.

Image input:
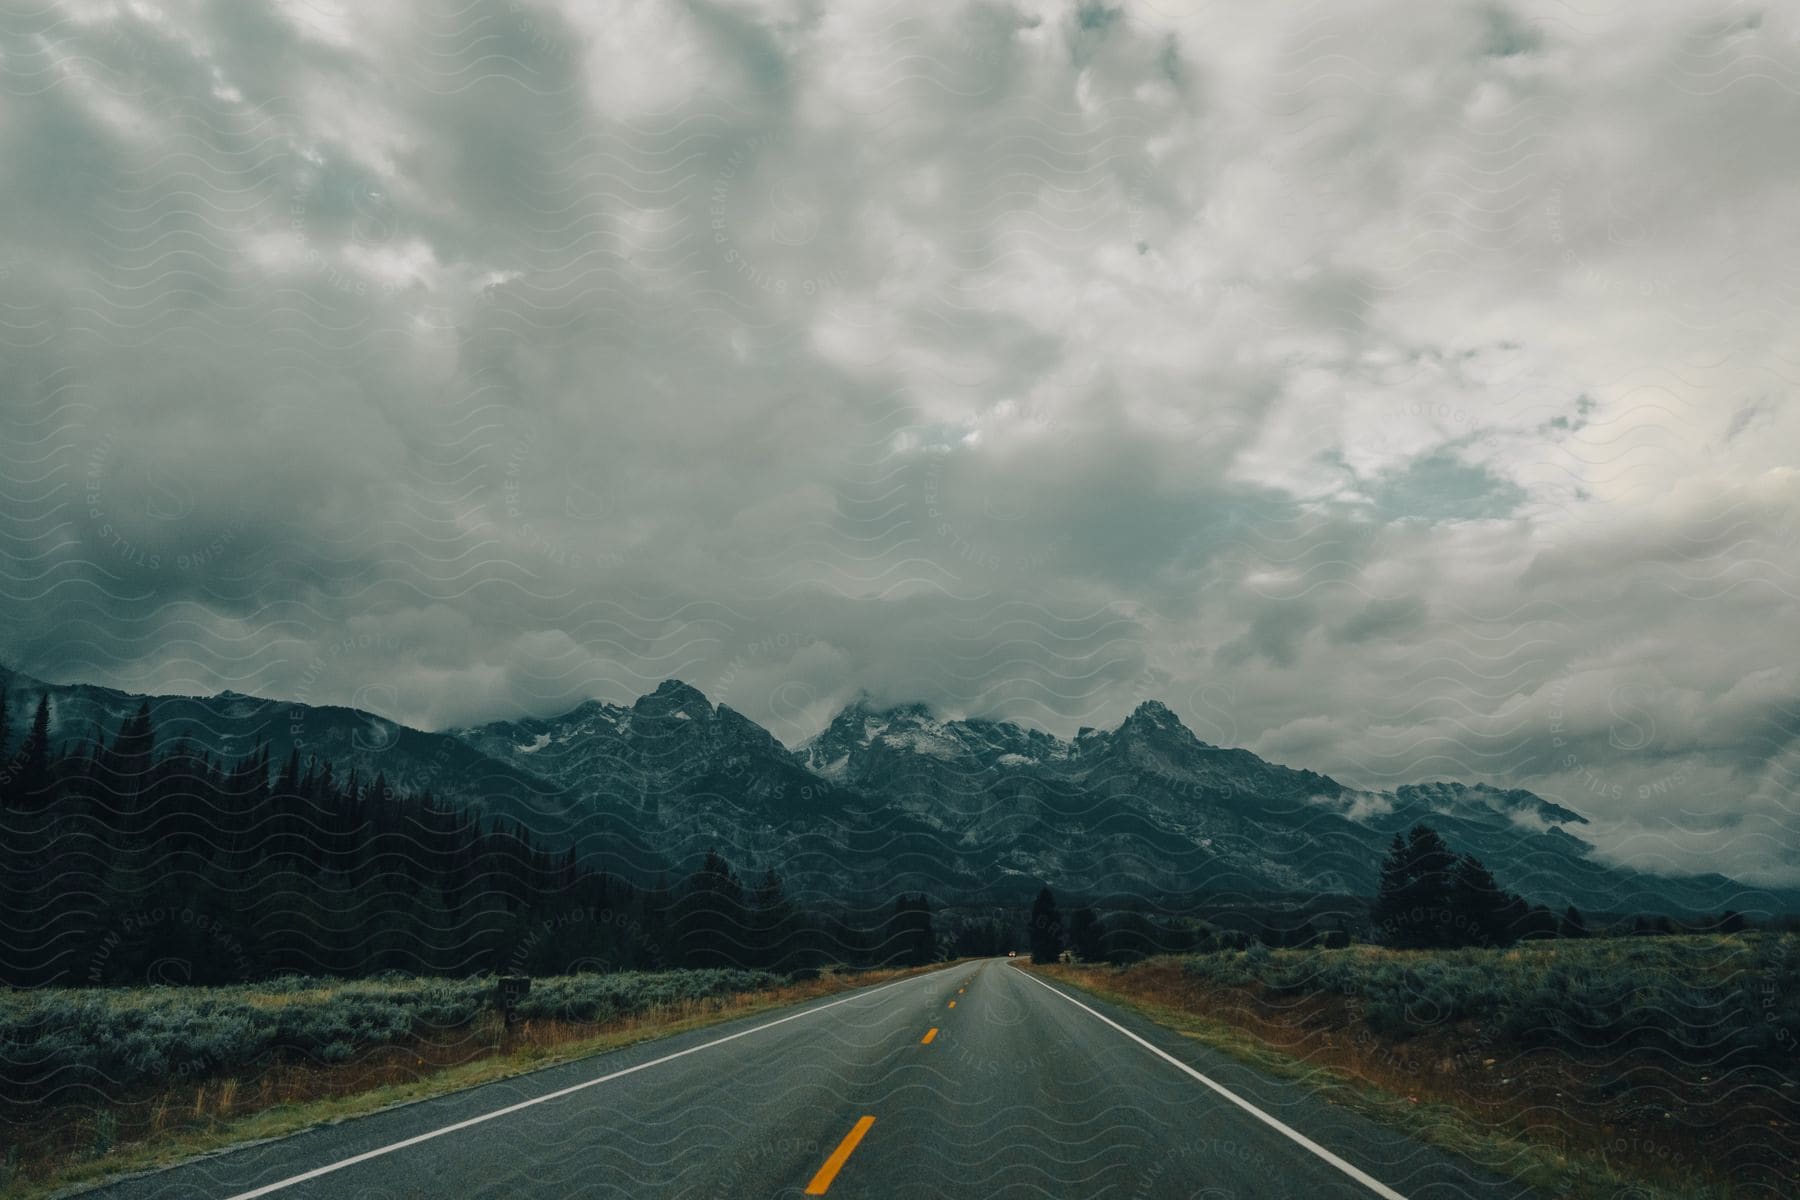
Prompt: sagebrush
<box><xmin>0</xmin><ymin>968</ymin><xmax>786</xmax><ymax>1099</ymax></box>
<box><xmin>1173</xmin><ymin>933</ymin><xmax>1800</xmax><ymax>1065</ymax></box>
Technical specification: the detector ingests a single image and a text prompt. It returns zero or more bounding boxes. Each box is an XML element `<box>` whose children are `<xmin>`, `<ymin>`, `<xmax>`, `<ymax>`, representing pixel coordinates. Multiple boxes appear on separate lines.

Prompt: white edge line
<box><xmin>1012</xmin><ymin>966</ymin><xmax>1409</xmax><ymax>1200</ymax></box>
<box><xmin>222</xmin><ymin>966</ymin><xmax>954</xmax><ymax>1200</ymax></box>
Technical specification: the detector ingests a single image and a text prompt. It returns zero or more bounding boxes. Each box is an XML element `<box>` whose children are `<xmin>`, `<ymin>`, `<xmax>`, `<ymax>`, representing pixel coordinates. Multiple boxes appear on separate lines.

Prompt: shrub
<box><xmin>0</xmin><ymin>967</ymin><xmax>797</xmax><ymax>1099</ymax></box>
<box><xmin>90</xmin><ymin>1112</ymin><xmax>117</xmax><ymax>1158</ymax></box>
<box><xmin>1161</xmin><ymin>932</ymin><xmax>1800</xmax><ymax>1069</ymax></box>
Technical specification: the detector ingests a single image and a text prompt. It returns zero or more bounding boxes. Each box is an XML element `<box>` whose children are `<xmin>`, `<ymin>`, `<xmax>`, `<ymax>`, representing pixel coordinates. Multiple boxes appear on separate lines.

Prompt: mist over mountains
<box><xmin>6</xmin><ymin>666</ymin><xmax>1793</xmax><ymax>918</ymax></box>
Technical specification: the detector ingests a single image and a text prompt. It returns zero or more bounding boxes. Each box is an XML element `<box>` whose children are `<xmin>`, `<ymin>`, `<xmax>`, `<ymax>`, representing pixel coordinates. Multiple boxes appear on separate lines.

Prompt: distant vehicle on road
<box><xmin>1006</xmin><ymin>950</ymin><xmax>1017</xmax><ymax>958</ymax></box>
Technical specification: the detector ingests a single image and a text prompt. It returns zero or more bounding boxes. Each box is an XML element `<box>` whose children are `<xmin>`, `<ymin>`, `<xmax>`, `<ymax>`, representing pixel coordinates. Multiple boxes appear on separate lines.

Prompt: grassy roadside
<box><xmin>1</xmin><ymin>963</ymin><xmax>952</xmax><ymax>1199</ymax></box>
<box><xmin>1034</xmin><ymin>945</ymin><xmax>1795</xmax><ymax>1200</ymax></box>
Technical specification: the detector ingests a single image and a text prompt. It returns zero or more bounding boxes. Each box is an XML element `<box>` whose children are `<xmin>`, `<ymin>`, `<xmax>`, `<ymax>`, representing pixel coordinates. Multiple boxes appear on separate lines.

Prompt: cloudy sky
<box><xmin>2</xmin><ymin>0</ymin><xmax>1797</xmax><ymax>882</ymax></box>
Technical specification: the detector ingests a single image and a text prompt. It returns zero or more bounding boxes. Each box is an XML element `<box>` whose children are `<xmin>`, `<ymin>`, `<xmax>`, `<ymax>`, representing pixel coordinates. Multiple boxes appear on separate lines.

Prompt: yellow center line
<box><xmin>920</xmin><ymin>1027</ymin><xmax>938</xmax><ymax>1044</ymax></box>
<box><xmin>947</xmin><ymin>1000</ymin><xmax>955</xmax><ymax>1008</ymax></box>
<box><xmin>804</xmin><ymin>1115</ymin><xmax>876</xmax><ymax>1195</ymax></box>
<box><xmin>958</xmin><ymin>988</ymin><xmax>965</xmax><ymax>993</ymax></box>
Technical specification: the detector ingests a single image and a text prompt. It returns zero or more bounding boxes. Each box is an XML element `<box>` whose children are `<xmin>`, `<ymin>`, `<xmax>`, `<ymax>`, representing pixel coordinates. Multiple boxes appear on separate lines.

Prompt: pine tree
<box><xmin>1100</xmin><ymin>911</ymin><xmax>1155</xmax><ymax>963</ymax></box>
<box><xmin>1372</xmin><ymin>824</ymin><xmax>1458</xmax><ymax>948</ymax></box>
<box><xmin>1029</xmin><ymin>886</ymin><xmax>1064</xmax><ymax>964</ymax></box>
<box><xmin>1373</xmin><ymin>832</ymin><xmax>1409</xmax><ymax>928</ymax></box>
<box><xmin>1449</xmin><ymin>852</ymin><xmax>1512</xmax><ymax>946</ymax></box>
<box><xmin>674</xmin><ymin>849</ymin><xmax>746</xmax><ymax>967</ymax></box>
<box><xmin>1520</xmin><ymin>904</ymin><xmax>1560</xmax><ymax>940</ymax></box>
<box><xmin>748</xmin><ymin>867</ymin><xmax>797</xmax><ymax>968</ymax></box>
<box><xmin>1559</xmin><ymin>905</ymin><xmax>1588</xmax><ymax>938</ymax></box>
<box><xmin>887</xmin><ymin>893</ymin><xmax>936</xmax><ymax>966</ymax></box>
<box><xmin>0</xmin><ymin>679</ymin><xmax>10</xmax><ymax>809</ymax></box>
<box><xmin>13</xmin><ymin>694</ymin><xmax>52</xmax><ymax>807</ymax></box>
<box><xmin>109</xmin><ymin>702</ymin><xmax>156</xmax><ymax>804</ymax></box>
<box><xmin>1067</xmin><ymin>906</ymin><xmax>1103</xmax><ymax>962</ymax></box>
<box><xmin>277</xmin><ymin>746</ymin><xmax>301</xmax><ymax>793</ymax></box>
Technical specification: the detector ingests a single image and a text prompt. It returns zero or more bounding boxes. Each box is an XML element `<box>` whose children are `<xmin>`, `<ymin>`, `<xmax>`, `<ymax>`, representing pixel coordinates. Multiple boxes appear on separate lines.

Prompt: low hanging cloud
<box><xmin>0</xmin><ymin>0</ymin><xmax>1796</xmax><ymax>882</ymax></box>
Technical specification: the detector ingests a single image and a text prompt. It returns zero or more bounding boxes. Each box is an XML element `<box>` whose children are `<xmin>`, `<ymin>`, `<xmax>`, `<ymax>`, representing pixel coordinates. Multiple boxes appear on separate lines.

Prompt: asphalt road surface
<box><xmin>88</xmin><ymin>960</ymin><xmax>1536</xmax><ymax>1199</ymax></box>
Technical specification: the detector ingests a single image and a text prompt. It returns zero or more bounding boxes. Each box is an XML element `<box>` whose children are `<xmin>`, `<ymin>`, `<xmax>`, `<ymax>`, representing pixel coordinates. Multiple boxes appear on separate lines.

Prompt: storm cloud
<box><xmin>1</xmin><ymin>0</ymin><xmax>1797</xmax><ymax>881</ymax></box>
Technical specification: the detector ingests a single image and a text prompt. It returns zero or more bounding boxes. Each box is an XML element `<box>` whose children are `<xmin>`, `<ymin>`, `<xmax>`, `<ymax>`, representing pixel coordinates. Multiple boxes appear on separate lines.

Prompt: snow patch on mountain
<box><xmin>883</xmin><ymin>725</ymin><xmax>964</xmax><ymax>759</ymax></box>
<box><xmin>422</xmin><ymin>674</ymin><xmax>1797</xmax><ymax>914</ymax></box>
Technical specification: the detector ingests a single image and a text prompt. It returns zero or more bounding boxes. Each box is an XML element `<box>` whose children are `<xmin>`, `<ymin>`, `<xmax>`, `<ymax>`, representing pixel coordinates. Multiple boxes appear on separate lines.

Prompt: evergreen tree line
<box><xmin>1362</xmin><ymin>824</ymin><xmax>1750</xmax><ymax>946</ymax></box>
<box><xmin>1022</xmin><ymin>825</ymin><xmax>1752</xmax><ymax>962</ymax></box>
<box><xmin>1372</xmin><ymin>824</ymin><xmax>1573</xmax><ymax>948</ymax></box>
<box><xmin>0</xmin><ymin>695</ymin><xmax>939</xmax><ymax>987</ymax></box>
<box><xmin>941</xmin><ymin>915</ymin><xmax>1014</xmax><ymax>959</ymax></box>
<box><xmin>1024</xmin><ymin>887</ymin><xmax>1260</xmax><ymax>964</ymax></box>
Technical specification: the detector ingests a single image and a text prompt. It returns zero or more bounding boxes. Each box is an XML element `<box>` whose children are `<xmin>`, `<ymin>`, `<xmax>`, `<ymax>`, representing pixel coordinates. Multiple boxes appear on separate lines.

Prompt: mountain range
<box><xmin>5</xmin><ymin>665</ymin><xmax>1793</xmax><ymax>917</ymax></box>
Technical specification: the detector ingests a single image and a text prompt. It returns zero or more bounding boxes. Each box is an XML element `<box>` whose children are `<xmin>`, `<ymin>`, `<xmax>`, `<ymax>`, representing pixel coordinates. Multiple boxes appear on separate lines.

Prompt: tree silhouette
<box><xmin>887</xmin><ymin>893</ymin><xmax>936</xmax><ymax>966</ymax></box>
<box><xmin>1449</xmin><ymin>852</ymin><xmax>1512</xmax><ymax>945</ymax></box>
<box><xmin>1028</xmin><ymin>886</ymin><xmax>1063</xmax><ymax>964</ymax></box>
<box><xmin>672</xmin><ymin>849</ymin><xmax>746</xmax><ymax>967</ymax></box>
<box><xmin>1099</xmin><ymin>910</ymin><xmax>1157</xmax><ymax>963</ymax></box>
<box><xmin>1067</xmin><ymin>906</ymin><xmax>1103</xmax><ymax>962</ymax></box>
<box><xmin>1373</xmin><ymin>825</ymin><xmax>1457</xmax><ymax>947</ymax></box>
<box><xmin>948</xmin><ymin>917</ymin><xmax>1005</xmax><ymax>958</ymax></box>
<box><xmin>0</xmin><ymin>702</ymin><xmax>935</xmax><ymax>987</ymax></box>
<box><xmin>12</xmin><ymin>694</ymin><xmax>52</xmax><ymax>807</ymax></box>
<box><xmin>748</xmin><ymin>867</ymin><xmax>798</xmax><ymax>967</ymax></box>
<box><xmin>1374</xmin><ymin>825</ymin><xmax>1540</xmax><ymax>949</ymax></box>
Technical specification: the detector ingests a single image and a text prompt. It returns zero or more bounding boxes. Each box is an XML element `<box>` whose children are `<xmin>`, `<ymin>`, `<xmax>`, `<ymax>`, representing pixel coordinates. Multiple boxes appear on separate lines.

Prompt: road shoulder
<box><xmin>1016</xmin><ymin>963</ymin><xmax>1553</xmax><ymax>1200</ymax></box>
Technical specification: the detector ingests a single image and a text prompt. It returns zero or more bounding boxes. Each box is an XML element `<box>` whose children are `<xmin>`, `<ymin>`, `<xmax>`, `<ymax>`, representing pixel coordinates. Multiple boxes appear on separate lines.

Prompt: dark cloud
<box><xmin>0</xmin><ymin>0</ymin><xmax>1796</xmax><ymax>881</ymax></box>
<box><xmin>1330</xmin><ymin>597</ymin><xmax>1428</xmax><ymax>646</ymax></box>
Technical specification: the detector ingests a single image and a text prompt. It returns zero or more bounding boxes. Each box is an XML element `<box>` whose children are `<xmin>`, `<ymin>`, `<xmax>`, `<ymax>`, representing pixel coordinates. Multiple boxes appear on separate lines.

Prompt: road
<box><xmin>89</xmin><ymin>960</ymin><xmax>1536</xmax><ymax>1199</ymax></box>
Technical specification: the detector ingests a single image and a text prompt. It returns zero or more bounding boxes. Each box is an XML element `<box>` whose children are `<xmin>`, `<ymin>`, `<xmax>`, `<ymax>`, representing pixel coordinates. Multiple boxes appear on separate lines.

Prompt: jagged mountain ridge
<box><xmin>451</xmin><ymin>681</ymin><xmax>990</xmax><ymax>900</ymax></box>
<box><xmin>5</xmin><ymin>665</ymin><xmax>1791</xmax><ymax>914</ymax></box>
<box><xmin>467</xmin><ymin>685</ymin><xmax>1791</xmax><ymax>915</ymax></box>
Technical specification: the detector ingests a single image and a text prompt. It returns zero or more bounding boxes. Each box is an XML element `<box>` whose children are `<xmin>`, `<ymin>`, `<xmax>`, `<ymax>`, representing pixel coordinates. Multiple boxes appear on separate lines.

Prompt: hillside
<box><xmin>6</xmin><ymin>666</ymin><xmax>1792</xmax><ymax>915</ymax></box>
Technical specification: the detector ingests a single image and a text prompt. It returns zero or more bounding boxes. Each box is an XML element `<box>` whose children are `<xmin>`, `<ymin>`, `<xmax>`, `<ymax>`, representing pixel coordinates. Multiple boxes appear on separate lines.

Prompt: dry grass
<box><xmin>1037</xmin><ymin>950</ymin><xmax>1798</xmax><ymax>1200</ymax></box>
